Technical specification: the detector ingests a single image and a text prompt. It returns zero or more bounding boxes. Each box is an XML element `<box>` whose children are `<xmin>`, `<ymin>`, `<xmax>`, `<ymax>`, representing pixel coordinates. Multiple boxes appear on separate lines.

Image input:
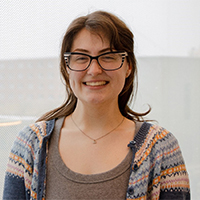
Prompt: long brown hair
<box><xmin>37</xmin><ymin>11</ymin><xmax>150</xmax><ymax>122</ymax></box>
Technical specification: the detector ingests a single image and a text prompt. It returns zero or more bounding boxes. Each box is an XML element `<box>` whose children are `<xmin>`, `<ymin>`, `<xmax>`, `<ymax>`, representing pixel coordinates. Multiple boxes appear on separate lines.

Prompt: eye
<box><xmin>72</xmin><ymin>55</ymin><xmax>89</xmax><ymax>63</ymax></box>
<box><xmin>101</xmin><ymin>54</ymin><xmax>116</xmax><ymax>62</ymax></box>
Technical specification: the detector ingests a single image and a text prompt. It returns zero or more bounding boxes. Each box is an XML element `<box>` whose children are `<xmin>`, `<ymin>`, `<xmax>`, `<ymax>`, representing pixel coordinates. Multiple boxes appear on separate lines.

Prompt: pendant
<box><xmin>93</xmin><ymin>140</ymin><xmax>97</xmax><ymax>144</ymax></box>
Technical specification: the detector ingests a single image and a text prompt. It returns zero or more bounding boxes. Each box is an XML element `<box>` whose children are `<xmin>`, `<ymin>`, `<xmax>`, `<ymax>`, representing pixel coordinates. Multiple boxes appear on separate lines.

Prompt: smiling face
<box><xmin>67</xmin><ymin>28</ymin><xmax>131</xmax><ymax>107</ymax></box>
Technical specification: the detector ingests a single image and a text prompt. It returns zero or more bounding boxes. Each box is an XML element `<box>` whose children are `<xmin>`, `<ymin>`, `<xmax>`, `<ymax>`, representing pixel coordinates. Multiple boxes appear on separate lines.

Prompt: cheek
<box><xmin>68</xmin><ymin>76</ymin><xmax>79</xmax><ymax>98</ymax></box>
<box><xmin>112</xmin><ymin>72</ymin><xmax>127</xmax><ymax>92</ymax></box>
<box><xmin>68</xmin><ymin>72</ymin><xmax>84</xmax><ymax>90</ymax></box>
<box><xmin>68</xmin><ymin>74</ymin><xmax>77</xmax><ymax>88</ymax></box>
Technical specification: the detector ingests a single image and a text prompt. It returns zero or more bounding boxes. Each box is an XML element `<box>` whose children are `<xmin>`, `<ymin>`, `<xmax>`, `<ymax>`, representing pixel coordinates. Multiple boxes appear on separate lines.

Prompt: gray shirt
<box><xmin>46</xmin><ymin>117</ymin><xmax>141</xmax><ymax>200</ymax></box>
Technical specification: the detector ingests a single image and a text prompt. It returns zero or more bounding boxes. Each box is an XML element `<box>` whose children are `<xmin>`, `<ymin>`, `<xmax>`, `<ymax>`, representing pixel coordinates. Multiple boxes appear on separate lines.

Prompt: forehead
<box><xmin>71</xmin><ymin>28</ymin><xmax>111</xmax><ymax>53</ymax></box>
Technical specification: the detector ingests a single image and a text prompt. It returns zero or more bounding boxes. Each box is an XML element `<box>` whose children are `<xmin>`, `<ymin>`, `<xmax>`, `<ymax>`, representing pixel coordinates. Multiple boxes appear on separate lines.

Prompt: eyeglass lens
<box><xmin>66</xmin><ymin>52</ymin><xmax>126</xmax><ymax>71</ymax></box>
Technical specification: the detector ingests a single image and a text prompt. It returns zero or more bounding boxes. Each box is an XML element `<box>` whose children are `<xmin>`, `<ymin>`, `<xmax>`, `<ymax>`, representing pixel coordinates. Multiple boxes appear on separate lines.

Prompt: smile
<box><xmin>84</xmin><ymin>81</ymin><xmax>108</xmax><ymax>86</ymax></box>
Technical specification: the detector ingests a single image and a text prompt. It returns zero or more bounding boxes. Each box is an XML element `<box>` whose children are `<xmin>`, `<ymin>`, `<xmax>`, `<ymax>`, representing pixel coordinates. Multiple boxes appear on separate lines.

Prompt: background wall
<box><xmin>1</xmin><ymin>0</ymin><xmax>200</xmax><ymax>199</ymax></box>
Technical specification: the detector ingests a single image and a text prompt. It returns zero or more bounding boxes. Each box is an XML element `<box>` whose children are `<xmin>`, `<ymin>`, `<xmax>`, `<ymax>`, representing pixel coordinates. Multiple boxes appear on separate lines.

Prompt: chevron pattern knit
<box><xmin>3</xmin><ymin>120</ymin><xmax>190</xmax><ymax>200</ymax></box>
<box><xmin>126</xmin><ymin>123</ymin><xmax>190</xmax><ymax>199</ymax></box>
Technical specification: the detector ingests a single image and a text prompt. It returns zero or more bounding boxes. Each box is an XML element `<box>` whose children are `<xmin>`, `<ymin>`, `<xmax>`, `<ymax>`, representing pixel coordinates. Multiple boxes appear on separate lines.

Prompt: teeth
<box><xmin>85</xmin><ymin>81</ymin><xmax>107</xmax><ymax>86</ymax></box>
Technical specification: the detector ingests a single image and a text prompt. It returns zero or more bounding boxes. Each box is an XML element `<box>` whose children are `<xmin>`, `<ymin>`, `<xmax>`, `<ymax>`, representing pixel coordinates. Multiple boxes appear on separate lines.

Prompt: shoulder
<box><xmin>134</xmin><ymin>122</ymin><xmax>180</xmax><ymax>163</ymax></box>
<box><xmin>13</xmin><ymin>119</ymin><xmax>55</xmax><ymax>152</ymax></box>
<box><xmin>138</xmin><ymin>122</ymin><xmax>177</xmax><ymax>146</ymax></box>
<box><xmin>147</xmin><ymin>122</ymin><xmax>179</xmax><ymax>149</ymax></box>
<box><xmin>19</xmin><ymin>119</ymin><xmax>55</xmax><ymax>138</ymax></box>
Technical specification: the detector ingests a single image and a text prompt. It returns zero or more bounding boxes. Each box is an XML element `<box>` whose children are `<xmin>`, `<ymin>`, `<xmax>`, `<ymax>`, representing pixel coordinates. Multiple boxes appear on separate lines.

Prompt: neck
<box><xmin>72</xmin><ymin>100</ymin><xmax>124</xmax><ymax>134</ymax></box>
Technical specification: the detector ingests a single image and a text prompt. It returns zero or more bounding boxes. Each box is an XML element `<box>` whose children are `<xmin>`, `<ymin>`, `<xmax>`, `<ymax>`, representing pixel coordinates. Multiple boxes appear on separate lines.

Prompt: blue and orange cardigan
<box><xmin>3</xmin><ymin>119</ymin><xmax>190</xmax><ymax>199</ymax></box>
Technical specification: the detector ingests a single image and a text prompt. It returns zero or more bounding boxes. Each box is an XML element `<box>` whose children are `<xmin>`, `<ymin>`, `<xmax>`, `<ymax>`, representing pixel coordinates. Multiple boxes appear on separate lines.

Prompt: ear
<box><xmin>66</xmin><ymin>66</ymin><xmax>70</xmax><ymax>75</ymax></box>
<box><xmin>64</xmin><ymin>60</ymin><xmax>70</xmax><ymax>75</ymax></box>
<box><xmin>126</xmin><ymin>64</ymin><xmax>132</xmax><ymax>78</ymax></box>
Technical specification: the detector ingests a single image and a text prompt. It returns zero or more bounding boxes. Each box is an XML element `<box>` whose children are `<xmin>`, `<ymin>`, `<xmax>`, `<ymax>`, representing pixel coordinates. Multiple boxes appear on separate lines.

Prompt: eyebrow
<box><xmin>72</xmin><ymin>47</ymin><xmax>113</xmax><ymax>54</ymax></box>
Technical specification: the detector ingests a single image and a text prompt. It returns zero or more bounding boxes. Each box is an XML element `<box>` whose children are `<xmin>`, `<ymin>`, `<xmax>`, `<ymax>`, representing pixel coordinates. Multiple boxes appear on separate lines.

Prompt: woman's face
<box><xmin>67</xmin><ymin>28</ymin><xmax>131</xmax><ymax>106</ymax></box>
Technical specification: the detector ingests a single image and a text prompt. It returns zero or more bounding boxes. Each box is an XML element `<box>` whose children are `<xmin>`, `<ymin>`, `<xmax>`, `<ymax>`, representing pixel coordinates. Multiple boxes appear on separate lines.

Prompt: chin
<box><xmin>79</xmin><ymin>95</ymin><xmax>107</xmax><ymax>105</ymax></box>
<box><xmin>86</xmin><ymin>95</ymin><xmax>118</xmax><ymax>106</ymax></box>
<box><xmin>87</xmin><ymin>98</ymin><xmax>106</xmax><ymax>105</ymax></box>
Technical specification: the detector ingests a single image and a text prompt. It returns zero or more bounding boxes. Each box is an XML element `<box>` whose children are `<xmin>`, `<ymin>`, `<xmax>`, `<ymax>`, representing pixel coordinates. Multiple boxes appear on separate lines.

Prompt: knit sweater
<box><xmin>3</xmin><ymin>119</ymin><xmax>190</xmax><ymax>200</ymax></box>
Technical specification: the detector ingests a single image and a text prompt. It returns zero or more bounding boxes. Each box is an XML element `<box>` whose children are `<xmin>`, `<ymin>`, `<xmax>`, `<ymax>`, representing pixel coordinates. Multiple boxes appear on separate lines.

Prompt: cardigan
<box><xmin>3</xmin><ymin>119</ymin><xmax>190</xmax><ymax>200</ymax></box>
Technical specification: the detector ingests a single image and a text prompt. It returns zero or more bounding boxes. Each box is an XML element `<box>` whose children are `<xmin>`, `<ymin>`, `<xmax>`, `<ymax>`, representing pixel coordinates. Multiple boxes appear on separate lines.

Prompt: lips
<box><xmin>84</xmin><ymin>81</ymin><xmax>108</xmax><ymax>86</ymax></box>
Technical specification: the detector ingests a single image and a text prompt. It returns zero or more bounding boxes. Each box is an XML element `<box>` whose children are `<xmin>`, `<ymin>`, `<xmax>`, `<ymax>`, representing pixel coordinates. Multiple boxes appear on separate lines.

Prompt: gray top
<box><xmin>46</xmin><ymin>117</ymin><xmax>141</xmax><ymax>200</ymax></box>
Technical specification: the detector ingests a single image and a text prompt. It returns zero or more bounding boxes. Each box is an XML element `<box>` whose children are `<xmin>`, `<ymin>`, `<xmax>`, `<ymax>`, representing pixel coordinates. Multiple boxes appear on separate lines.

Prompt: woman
<box><xmin>3</xmin><ymin>11</ymin><xmax>190</xmax><ymax>199</ymax></box>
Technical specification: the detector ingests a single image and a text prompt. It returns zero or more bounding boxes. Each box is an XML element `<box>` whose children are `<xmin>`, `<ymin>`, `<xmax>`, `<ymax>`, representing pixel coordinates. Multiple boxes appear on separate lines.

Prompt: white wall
<box><xmin>1</xmin><ymin>0</ymin><xmax>200</xmax><ymax>60</ymax></box>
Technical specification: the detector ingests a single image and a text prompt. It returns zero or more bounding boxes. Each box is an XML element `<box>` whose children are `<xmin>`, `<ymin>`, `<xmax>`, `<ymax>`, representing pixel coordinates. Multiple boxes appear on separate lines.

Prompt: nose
<box><xmin>87</xmin><ymin>59</ymin><xmax>103</xmax><ymax>76</ymax></box>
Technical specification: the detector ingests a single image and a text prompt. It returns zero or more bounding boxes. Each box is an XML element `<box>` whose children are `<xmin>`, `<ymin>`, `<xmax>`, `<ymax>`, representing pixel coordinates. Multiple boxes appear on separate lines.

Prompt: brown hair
<box><xmin>37</xmin><ymin>10</ymin><xmax>150</xmax><ymax>122</ymax></box>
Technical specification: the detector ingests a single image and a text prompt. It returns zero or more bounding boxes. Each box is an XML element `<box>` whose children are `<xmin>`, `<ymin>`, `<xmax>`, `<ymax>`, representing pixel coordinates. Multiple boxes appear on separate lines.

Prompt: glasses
<box><xmin>64</xmin><ymin>51</ymin><xmax>128</xmax><ymax>72</ymax></box>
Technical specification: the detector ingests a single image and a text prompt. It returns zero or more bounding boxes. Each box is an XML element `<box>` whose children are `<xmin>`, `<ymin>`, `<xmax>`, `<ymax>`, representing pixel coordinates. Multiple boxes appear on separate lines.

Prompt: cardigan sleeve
<box><xmin>3</xmin><ymin>125</ymin><xmax>34</xmax><ymax>200</ymax></box>
<box><xmin>159</xmin><ymin>132</ymin><xmax>190</xmax><ymax>199</ymax></box>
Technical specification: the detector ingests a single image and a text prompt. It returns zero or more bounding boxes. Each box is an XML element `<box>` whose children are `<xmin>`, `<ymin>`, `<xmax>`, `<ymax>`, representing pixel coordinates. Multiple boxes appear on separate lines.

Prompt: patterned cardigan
<box><xmin>3</xmin><ymin>119</ymin><xmax>190</xmax><ymax>200</ymax></box>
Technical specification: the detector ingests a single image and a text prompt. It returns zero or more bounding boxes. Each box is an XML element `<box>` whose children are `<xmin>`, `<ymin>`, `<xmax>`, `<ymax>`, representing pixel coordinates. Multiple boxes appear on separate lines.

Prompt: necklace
<box><xmin>71</xmin><ymin>115</ymin><xmax>125</xmax><ymax>144</ymax></box>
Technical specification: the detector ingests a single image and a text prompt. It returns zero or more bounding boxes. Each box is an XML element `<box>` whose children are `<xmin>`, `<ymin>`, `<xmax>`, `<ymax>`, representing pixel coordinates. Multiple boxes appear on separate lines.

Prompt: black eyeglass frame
<box><xmin>64</xmin><ymin>51</ymin><xmax>128</xmax><ymax>72</ymax></box>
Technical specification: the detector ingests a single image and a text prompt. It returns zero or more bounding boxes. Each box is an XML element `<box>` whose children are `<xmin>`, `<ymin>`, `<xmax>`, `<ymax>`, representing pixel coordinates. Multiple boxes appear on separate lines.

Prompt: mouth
<box><xmin>83</xmin><ymin>81</ymin><xmax>108</xmax><ymax>86</ymax></box>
